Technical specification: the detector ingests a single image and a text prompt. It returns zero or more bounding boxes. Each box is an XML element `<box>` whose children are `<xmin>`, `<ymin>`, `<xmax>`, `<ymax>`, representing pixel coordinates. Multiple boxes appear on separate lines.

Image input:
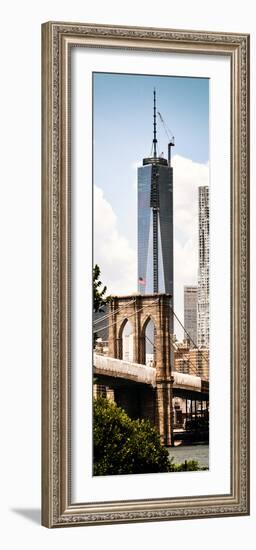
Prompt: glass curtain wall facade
<box><xmin>137</xmin><ymin>157</ymin><xmax>174</xmax><ymax>333</ymax></box>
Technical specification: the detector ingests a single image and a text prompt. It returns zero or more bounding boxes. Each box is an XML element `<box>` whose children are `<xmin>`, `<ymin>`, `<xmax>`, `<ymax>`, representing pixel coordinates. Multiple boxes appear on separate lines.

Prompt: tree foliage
<box><xmin>93</xmin><ymin>397</ymin><xmax>171</xmax><ymax>475</ymax></box>
<box><xmin>93</xmin><ymin>264</ymin><xmax>110</xmax><ymax>313</ymax></box>
<box><xmin>169</xmin><ymin>458</ymin><xmax>203</xmax><ymax>471</ymax></box>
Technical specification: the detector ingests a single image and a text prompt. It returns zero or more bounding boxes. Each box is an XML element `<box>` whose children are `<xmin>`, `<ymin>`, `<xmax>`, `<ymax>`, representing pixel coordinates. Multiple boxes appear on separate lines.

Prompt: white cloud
<box><xmin>131</xmin><ymin>160</ymin><xmax>141</xmax><ymax>170</ymax></box>
<box><xmin>94</xmin><ymin>186</ymin><xmax>137</xmax><ymax>295</ymax></box>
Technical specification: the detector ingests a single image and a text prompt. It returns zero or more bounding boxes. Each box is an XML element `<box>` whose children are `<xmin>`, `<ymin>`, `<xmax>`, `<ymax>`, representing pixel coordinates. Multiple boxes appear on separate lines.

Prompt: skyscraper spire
<box><xmin>153</xmin><ymin>89</ymin><xmax>157</xmax><ymax>158</ymax></box>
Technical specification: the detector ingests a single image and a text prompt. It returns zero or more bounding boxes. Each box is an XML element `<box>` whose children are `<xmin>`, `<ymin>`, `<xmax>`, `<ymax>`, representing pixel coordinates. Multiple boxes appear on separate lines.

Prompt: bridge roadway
<box><xmin>94</xmin><ymin>353</ymin><xmax>209</xmax><ymax>400</ymax></box>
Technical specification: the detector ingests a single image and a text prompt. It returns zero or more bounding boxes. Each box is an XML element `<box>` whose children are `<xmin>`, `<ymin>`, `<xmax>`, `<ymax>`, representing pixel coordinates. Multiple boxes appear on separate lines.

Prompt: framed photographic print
<box><xmin>42</xmin><ymin>21</ymin><xmax>250</xmax><ymax>527</ymax></box>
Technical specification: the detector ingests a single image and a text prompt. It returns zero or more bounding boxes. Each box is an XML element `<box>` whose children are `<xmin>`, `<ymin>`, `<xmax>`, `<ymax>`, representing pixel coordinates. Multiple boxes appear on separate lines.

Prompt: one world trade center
<box><xmin>137</xmin><ymin>90</ymin><xmax>174</xmax><ymax>316</ymax></box>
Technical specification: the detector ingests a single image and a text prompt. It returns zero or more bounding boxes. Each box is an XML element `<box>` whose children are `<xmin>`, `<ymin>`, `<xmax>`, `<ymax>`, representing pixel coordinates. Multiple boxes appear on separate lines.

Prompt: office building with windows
<box><xmin>184</xmin><ymin>285</ymin><xmax>198</xmax><ymax>347</ymax></box>
<box><xmin>174</xmin><ymin>342</ymin><xmax>209</xmax><ymax>379</ymax></box>
<box><xmin>198</xmin><ymin>185</ymin><xmax>209</xmax><ymax>348</ymax></box>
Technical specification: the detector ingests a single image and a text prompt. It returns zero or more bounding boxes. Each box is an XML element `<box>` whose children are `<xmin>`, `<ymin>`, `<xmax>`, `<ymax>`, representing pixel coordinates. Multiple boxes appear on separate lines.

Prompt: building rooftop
<box><xmin>142</xmin><ymin>156</ymin><xmax>168</xmax><ymax>166</ymax></box>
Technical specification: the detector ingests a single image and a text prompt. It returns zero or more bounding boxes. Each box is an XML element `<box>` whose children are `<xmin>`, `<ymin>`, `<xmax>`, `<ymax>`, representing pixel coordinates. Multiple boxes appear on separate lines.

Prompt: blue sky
<box><xmin>93</xmin><ymin>72</ymin><xmax>209</xmax><ymax>338</ymax></box>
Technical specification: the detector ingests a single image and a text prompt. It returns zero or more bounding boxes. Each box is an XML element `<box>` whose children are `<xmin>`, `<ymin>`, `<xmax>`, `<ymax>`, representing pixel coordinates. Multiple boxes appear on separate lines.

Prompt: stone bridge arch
<box><xmin>108</xmin><ymin>293</ymin><xmax>172</xmax><ymax>379</ymax></box>
<box><xmin>108</xmin><ymin>293</ymin><xmax>173</xmax><ymax>445</ymax></box>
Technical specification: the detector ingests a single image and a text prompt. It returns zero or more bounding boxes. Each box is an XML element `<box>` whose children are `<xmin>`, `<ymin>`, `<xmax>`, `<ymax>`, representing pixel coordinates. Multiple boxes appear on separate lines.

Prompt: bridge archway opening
<box><xmin>119</xmin><ymin>319</ymin><xmax>134</xmax><ymax>362</ymax></box>
<box><xmin>141</xmin><ymin>317</ymin><xmax>156</xmax><ymax>367</ymax></box>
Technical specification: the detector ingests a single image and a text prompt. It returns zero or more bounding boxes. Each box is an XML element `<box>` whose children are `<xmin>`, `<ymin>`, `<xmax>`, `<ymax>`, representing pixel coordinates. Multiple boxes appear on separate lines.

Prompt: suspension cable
<box><xmin>145</xmin><ymin>333</ymin><xmax>198</xmax><ymax>376</ymax></box>
<box><xmin>93</xmin><ymin>298</ymin><xmax>136</xmax><ymax>325</ymax></box>
<box><xmin>170</xmin><ymin>305</ymin><xmax>209</xmax><ymax>366</ymax></box>
<box><xmin>93</xmin><ymin>298</ymin><xmax>160</xmax><ymax>335</ymax></box>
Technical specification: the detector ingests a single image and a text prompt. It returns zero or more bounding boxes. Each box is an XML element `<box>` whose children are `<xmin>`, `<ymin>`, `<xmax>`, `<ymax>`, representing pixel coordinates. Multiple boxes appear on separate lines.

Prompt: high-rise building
<box><xmin>184</xmin><ymin>285</ymin><xmax>198</xmax><ymax>346</ymax></box>
<box><xmin>189</xmin><ymin>348</ymin><xmax>209</xmax><ymax>380</ymax></box>
<box><xmin>198</xmin><ymin>186</ymin><xmax>209</xmax><ymax>348</ymax></box>
<box><xmin>174</xmin><ymin>341</ymin><xmax>209</xmax><ymax>380</ymax></box>
<box><xmin>174</xmin><ymin>341</ymin><xmax>190</xmax><ymax>374</ymax></box>
<box><xmin>137</xmin><ymin>90</ymin><xmax>174</xmax><ymax>316</ymax></box>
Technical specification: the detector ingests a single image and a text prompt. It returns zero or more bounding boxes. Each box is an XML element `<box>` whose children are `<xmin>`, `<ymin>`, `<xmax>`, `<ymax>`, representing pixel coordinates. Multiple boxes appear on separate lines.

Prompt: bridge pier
<box><xmin>156</xmin><ymin>379</ymin><xmax>173</xmax><ymax>446</ymax></box>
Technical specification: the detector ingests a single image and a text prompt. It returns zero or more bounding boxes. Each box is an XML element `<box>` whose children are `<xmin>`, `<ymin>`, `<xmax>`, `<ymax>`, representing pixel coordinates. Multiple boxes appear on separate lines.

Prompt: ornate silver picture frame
<box><xmin>42</xmin><ymin>21</ymin><xmax>250</xmax><ymax>527</ymax></box>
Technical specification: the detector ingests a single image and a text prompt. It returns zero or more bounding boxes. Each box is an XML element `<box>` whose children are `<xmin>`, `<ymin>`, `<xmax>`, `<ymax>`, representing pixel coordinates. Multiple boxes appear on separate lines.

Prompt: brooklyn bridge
<box><xmin>93</xmin><ymin>293</ymin><xmax>209</xmax><ymax>447</ymax></box>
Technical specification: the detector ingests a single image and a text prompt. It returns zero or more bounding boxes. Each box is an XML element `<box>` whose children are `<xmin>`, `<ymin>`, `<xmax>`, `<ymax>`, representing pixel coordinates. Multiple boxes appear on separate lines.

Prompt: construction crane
<box><xmin>157</xmin><ymin>111</ymin><xmax>175</xmax><ymax>166</ymax></box>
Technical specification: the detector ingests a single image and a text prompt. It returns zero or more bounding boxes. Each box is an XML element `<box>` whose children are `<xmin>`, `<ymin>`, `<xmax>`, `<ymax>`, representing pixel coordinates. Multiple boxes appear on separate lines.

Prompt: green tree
<box><xmin>93</xmin><ymin>397</ymin><xmax>171</xmax><ymax>475</ymax></box>
<box><xmin>93</xmin><ymin>264</ymin><xmax>111</xmax><ymax>345</ymax></box>
<box><xmin>93</xmin><ymin>264</ymin><xmax>110</xmax><ymax>313</ymax></box>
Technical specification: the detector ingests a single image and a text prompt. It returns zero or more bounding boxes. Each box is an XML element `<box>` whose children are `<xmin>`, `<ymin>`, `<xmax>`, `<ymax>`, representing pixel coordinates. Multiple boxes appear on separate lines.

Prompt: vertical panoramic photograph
<box><xmin>92</xmin><ymin>72</ymin><xmax>209</xmax><ymax>476</ymax></box>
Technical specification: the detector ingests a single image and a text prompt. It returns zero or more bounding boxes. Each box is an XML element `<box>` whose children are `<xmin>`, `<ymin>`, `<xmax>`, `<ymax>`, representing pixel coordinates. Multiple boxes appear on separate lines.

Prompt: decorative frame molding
<box><xmin>42</xmin><ymin>21</ymin><xmax>250</xmax><ymax>528</ymax></box>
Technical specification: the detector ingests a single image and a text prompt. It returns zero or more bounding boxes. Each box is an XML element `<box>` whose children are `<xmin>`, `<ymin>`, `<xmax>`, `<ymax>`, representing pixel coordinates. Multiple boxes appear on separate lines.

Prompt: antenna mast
<box><xmin>153</xmin><ymin>89</ymin><xmax>157</xmax><ymax>158</ymax></box>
